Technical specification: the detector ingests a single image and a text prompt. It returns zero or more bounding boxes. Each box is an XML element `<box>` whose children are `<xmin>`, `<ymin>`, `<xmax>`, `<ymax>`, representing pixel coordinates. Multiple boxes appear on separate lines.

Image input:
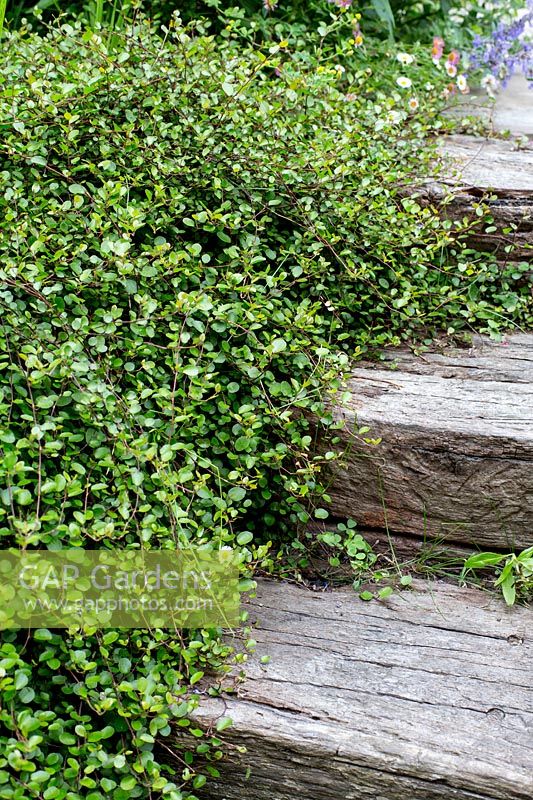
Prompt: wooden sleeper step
<box><xmin>420</xmin><ymin>136</ymin><xmax>533</xmax><ymax>260</ymax></box>
<box><xmin>190</xmin><ymin>579</ymin><xmax>533</xmax><ymax>800</ymax></box>
<box><xmin>324</xmin><ymin>333</ymin><xmax>533</xmax><ymax>551</ymax></box>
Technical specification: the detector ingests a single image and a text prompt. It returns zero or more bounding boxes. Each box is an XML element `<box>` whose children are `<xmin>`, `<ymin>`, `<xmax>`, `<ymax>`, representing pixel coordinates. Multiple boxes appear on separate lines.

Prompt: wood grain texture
<box><xmin>437</xmin><ymin>136</ymin><xmax>533</xmax><ymax>192</ymax></box>
<box><xmin>420</xmin><ymin>136</ymin><xmax>533</xmax><ymax>260</ymax></box>
<box><xmin>189</xmin><ymin>579</ymin><xmax>533</xmax><ymax>800</ymax></box>
<box><xmin>325</xmin><ymin>334</ymin><xmax>533</xmax><ymax>550</ymax></box>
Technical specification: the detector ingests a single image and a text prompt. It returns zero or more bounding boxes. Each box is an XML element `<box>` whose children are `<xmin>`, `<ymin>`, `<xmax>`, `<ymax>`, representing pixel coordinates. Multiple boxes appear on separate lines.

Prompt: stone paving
<box><xmin>449</xmin><ymin>74</ymin><xmax>533</xmax><ymax>138</ymax></box>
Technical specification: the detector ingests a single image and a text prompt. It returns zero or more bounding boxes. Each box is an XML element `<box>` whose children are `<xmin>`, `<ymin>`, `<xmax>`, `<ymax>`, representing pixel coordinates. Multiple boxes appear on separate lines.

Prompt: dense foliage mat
<box><xmin>0</xmin><ymin>15</ymin><xmax>530</xmax><ymax>799</ymax></box>
<box><xmin>3</xmin><ymin>0</ymin><xmax>527</xmax><ymax>43</ymax></box>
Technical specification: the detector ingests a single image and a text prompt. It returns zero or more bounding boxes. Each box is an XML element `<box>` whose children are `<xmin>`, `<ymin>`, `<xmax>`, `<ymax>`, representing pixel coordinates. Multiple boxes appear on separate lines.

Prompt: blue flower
<box><xmin>468</xmin><ymin>2</ymin><xmax>533</xmax><ymax>88</ymax></box>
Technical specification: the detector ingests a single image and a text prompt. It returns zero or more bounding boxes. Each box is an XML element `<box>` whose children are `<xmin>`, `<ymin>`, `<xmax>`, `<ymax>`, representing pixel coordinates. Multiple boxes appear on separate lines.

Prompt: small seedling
<box><xmin>461</xmin><ymin>547</ymin><xmax>533</xmax><ymax>605</ymax></box>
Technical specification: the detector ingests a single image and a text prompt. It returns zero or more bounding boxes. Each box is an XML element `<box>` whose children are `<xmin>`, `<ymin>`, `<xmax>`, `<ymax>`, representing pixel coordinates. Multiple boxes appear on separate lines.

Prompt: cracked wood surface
<box><xmin>325</xmin><ymin>334</ymin><xmax>533</xmax><ymax>550</ymax></box>
<box><xmin>192</xmin><ymin>579</ymin><xmax>533</xmax><ymax>800</ymax></box>
<box><xmin>438</xmin><ymin>136</ymin><xmax>533</xmax><ymax>193</ymax></box>
<box><xmin>421</xmin><ymin>136</ymin><xmax>533</xmax><ymax>259</ymax></box>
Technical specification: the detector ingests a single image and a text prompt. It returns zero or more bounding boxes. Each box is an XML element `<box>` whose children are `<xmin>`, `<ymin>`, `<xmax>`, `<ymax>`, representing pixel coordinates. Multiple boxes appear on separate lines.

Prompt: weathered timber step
<box><xmin>325</xmin><ymin>333</ymin><xmax>533</xmax><ymax>550</ymax></box>
<box><xmin>193</xmin><ymin>579</ymin><xmax>533</xmax><ymax>800</ymax></box>
<box><xmin>422</xmin><ymin>135</ymin><xmax>533</xmax><ymax>260</ymax></box>
<box><xmin>439</xmin><ymin>136</ymin><xmax>533</xmax><ymax>192</ymax></box>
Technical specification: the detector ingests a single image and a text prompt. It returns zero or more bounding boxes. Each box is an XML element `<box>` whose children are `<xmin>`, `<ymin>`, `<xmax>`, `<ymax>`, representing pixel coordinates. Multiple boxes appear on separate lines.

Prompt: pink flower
<box><xmin>447</xmin><ymin>50</ymin><xmax>460</xmax><ymax>66</ymax></box>
<box><xmin>444</xmin><ymin>81</ymin><xmax>456</xmax><ymax>97</ymax></box>
<box><xmin>432</xmin><ymin>36</ymin><xmax>445</xmax><ymax>62</ymax></box>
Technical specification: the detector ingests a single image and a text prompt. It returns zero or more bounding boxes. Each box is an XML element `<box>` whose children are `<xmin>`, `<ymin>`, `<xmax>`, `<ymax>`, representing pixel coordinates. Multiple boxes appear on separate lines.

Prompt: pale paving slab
<box><xmin>449</xmin><ymin>75</ymin><xmax>533</xmax><ymax>138</ymax></box>
<box><xmin>493</xmin><ymin>75</ymin><xmax>533</xmax><ymax>136</ymax></box>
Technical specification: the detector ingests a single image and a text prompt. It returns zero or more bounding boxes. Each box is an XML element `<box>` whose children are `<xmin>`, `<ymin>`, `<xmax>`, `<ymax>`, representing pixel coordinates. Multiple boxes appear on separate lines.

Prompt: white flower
<box><xmin>445</xmin><ymin>62</ymin><xmax>457</xmax><ymax>78</ymax></box>
<box><xmin>396</xmin><ymin>52</ymin><xmax>414</xmax><ymax>65</ymax></box>
<box><xmin>449</xmin><ymin>9</ymin><xmax>467</xmax><ymax>24</ymax></box>
<box><xmin>218</xmin><ymin>546</ymin><xmax>236</xmax><ymax>563</ymax></box>
<box><xmin>408</xmin><ymin>97</ymin><xmax>419</xmax><ymax>111</ymax></box>
<box><xmin>386</xmin><ymin>110</ymin><xmax>402</xmax><ymax>125</ymax></box>
<box><xmin>457</xmin><ymin>74</ymin><xmax>469</xmax><ymax>93</ymax></box>
<box><xmin>334</xmin><ymin>64</ymin><xmax>346</xmax><ymax>74</ymax></box>
<box><xmin>481</xmin><ymin>73</ymin><xmax>499</xmax><ymax>98</ymax></box>
<box><xmin>396</xmin><ymin>76</ymin><xmax>412</xmax><ymax>89</ymax></box>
